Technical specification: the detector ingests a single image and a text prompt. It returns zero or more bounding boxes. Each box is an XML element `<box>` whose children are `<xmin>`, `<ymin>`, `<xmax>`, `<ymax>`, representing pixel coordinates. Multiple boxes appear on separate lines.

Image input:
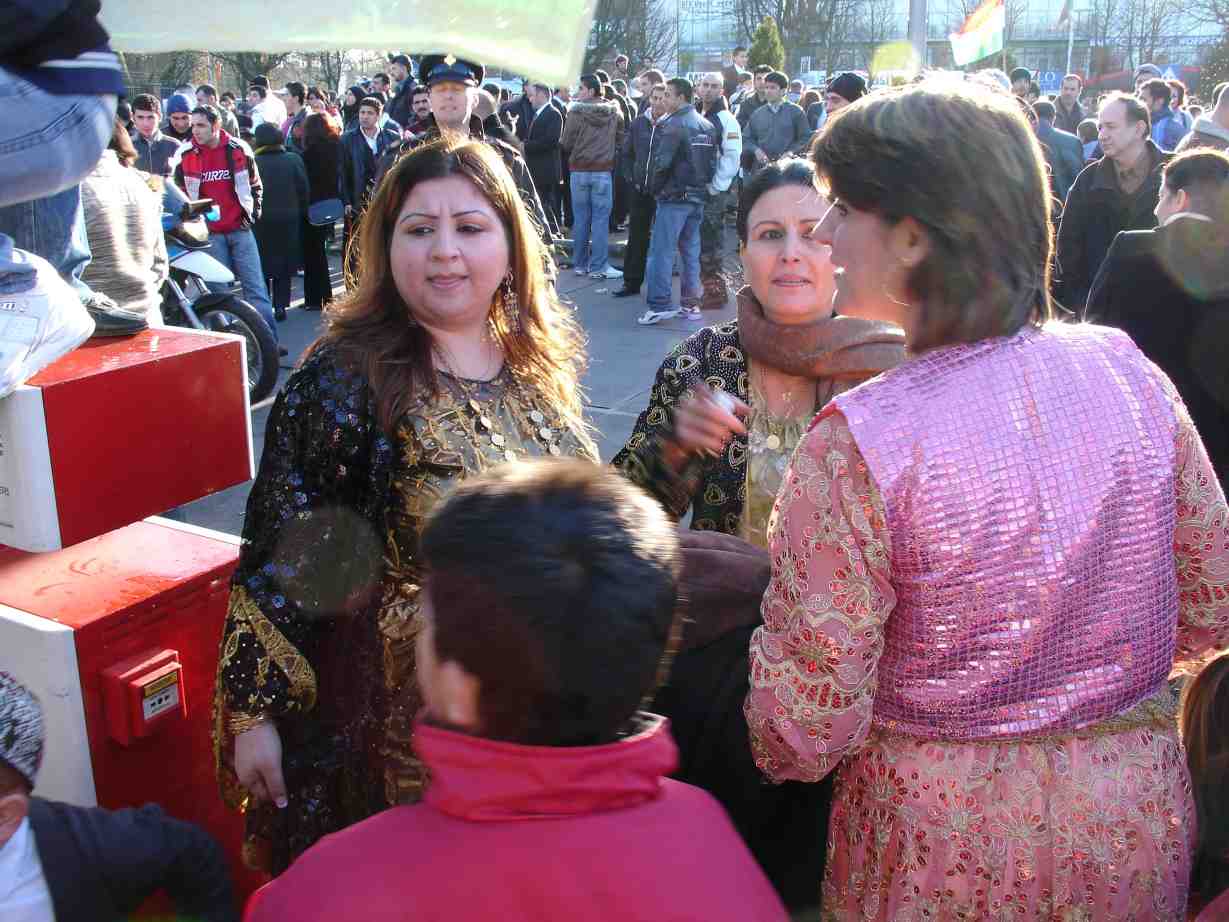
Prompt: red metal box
<box><xmin>0</xmin><ymin>328</ymin><xmax>253</xmax><ymax>552</ymax></box>
<box><xmin>0</xmin><ymin>516</ymin><xmax>265</xmax><ymax>902</ymax></box>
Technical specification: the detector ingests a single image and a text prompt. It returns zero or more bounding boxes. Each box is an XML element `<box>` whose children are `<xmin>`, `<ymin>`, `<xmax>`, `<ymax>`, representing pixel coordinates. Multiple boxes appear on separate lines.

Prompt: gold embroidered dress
<box><xmin>215</xmin><ymin>347</ymin><xmax>595</xmax><ymax>872</ymax></box>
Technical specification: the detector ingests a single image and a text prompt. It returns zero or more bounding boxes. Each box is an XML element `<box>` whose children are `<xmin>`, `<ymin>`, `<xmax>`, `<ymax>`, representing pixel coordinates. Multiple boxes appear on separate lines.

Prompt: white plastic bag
<box><xmin>0</xmin><ymin>249</ymin><xmax>95</xmax><ymax>399</ymax></box>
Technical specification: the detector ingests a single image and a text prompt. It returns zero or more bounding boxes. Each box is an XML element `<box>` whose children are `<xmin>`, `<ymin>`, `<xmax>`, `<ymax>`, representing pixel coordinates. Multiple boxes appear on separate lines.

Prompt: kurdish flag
<box><xmin>950</xmin><ymin>0</ymin><xmax>1006</xmax><ymax>67</ymax></box>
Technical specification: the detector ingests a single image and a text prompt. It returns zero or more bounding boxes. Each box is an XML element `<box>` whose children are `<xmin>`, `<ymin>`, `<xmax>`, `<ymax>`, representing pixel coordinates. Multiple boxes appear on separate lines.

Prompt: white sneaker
<box><xmin>637</xmin><ymin>307</ymin><xmax>681</xmax><ymax>326</ymax></box>
<box><xmin>573</xmin><ymin>267</ymin><xmax>588</xmax><ymax>276</ymax></box>
<box><xmin>591</xmin><ymin>266</ymin><xmax>623</xmax><ymax>280</ymax></box>
<box><xmin>681</xmin><ymin>306</ymin><xmax>703</xmax><ymax>323</ymax></box>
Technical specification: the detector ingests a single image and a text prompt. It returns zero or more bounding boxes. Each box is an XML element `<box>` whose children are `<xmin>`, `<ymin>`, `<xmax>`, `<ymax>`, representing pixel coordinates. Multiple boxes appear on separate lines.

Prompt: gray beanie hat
<box><xmin>0</xmin><ymin>672</ymin><xmax>44</xmax><ymax>790</ymax></box>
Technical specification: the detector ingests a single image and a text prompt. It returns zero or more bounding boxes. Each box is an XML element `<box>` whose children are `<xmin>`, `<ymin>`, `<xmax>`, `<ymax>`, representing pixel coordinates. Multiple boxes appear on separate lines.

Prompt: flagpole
<box><xmin>1065</xmin><ymin>7</ymin><xmax>1075</xmax><ymax>75</ymax></box>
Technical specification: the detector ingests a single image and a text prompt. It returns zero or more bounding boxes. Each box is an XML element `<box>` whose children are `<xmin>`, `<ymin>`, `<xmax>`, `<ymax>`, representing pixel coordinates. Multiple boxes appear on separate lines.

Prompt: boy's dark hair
<box><xmin>221</xmin><ymin>91</ymin><xmax>236</xmax><ymax>103</ymax></box>
<box><xmin>247</xmin><ymin>84</ymin><xmax>268</xmax><ymax>99</ymax></box>
<box><xmin>640</xmin><ymin>69</ymin><xmax>665</xmax><ymax>85</ymax></box>
<box><xmin>284</xmin><ymin>81</ymin><xmax>306</xmax><ymax>105</ymax></box>
<box><xmin>412</xmin><ymin>85</ymin><xmax>431</xmax><ymax>102</ymax></box>
<box><xmin>1010</xmin><ymin>66</ymin><xmax>1032</xmax><ymax>84</ymax></box>
<box><xmin>252</xmin><ymin>74</ymin><xmax>270</xmax><ymax>89</ymax></box>
<box><xmin>579</xmin><ymin>73</ymin><xmax>602</xmax><ymax>96</ymax></box>
<box><xmin>734</xmin><ymin>44</ymin><xmax>747</xmax><ymax>54</ymax></box>
<box><xmin>1033</xmin><ymin>99</ymin><xmax>1056</xmax><ymax>121</ymax></box>
<box><xmin>132</xmin><ymin>93</ymin><xmax>161</xmax><ymax>113</ymax></box>
<box><xmin>666</xmin><ymin>77</ymin><xmax>693</xmax><ymax>102</ymax></box>
<box><xmin>374</xmin><ymin>72</ymin><xmax>390</xmax><ymax>86</ymax></box>
<box><xmin>595</xmin><ymin>68</ymin><xmax>610</xmax><ymax>84</ymax></box>
<box><xmin>765</xmin><ymin>71</ymin><xmax>789</xmax><ymax>90</ymax></box>
<box><xmin>359</xmin><ymin>95</ymin><xmax>384</xmax><ymax>113</ymax></box>
<box><xmin>197</xmin><ymin>83</ymin><xmax>218</xmax><ymax>99</ymax></box>
<box><xmin>420</xmin><ymin>460</ymin><xmax>681</xmax><ymax>747</ymax></box>
<box><xmin>754</xmin><ymin>64</ymin><xmax>773</xmax><ymax>76</ymax></box>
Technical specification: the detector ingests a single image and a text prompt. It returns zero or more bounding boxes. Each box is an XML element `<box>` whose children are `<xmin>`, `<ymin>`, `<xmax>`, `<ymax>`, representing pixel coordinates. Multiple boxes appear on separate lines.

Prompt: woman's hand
<box><xmin>234</xmin><ymin>721</ymin><xmax>288</xmax><ymax>809</ymax></box>
<box><xmin>670</xmin><ymin>386</ymin><xmax>749</xmax><ymax>462</ymax></box>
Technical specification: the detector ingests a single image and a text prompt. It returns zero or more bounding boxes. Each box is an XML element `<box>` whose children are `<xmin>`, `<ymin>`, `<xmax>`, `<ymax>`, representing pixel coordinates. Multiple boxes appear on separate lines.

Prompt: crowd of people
<box><xmin>3</xmin><ymin>6</ymin><xmax>1229</xmax><ymax>921</ymax></box>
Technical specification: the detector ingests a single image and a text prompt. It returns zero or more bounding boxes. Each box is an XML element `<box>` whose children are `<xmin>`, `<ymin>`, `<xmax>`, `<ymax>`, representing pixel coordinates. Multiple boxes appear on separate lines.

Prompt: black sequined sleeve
<box><xmin>217</xmin><ymin>348</ymin><xmax>394</xmax><ymax>723</ymax></box>
<box><xmin>612</xmin><ymin>328</ymin><xmax>721</xmax><ymax>520</ymax></box>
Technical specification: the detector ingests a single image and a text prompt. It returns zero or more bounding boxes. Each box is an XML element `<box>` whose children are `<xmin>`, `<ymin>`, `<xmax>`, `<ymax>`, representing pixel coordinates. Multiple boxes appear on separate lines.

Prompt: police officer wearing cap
<box><xmin>375</xmin><ymin>54</ymin><xmax>553</xmax><ymax>245</ymax></box>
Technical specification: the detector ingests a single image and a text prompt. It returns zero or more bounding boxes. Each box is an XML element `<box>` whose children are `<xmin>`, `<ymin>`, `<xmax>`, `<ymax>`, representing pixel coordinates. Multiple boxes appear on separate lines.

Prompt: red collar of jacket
<box><xmin>415</xmin><ymin>713</ymin><xmax>677</xmax><ymax>822</ymax></box>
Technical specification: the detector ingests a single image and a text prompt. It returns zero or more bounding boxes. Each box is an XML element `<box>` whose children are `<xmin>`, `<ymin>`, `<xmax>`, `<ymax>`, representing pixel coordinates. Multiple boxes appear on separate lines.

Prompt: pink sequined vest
<box><xmin>833</xmin><ymin>323</ymin><xmax>1180</xmax><ymax>740</ymax></box>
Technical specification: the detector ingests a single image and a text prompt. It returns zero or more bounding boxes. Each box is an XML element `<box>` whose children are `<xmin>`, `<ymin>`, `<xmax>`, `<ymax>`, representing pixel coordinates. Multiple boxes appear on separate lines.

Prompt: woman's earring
<box><xmin>500</xmin><ymin>270</ymin><xmax>521</xmax><ymax>333</ymax></box>
<box><xmin>882</xmin><ymin>257</ymin><xmax>916</xmax><ymax>309</ymax></box>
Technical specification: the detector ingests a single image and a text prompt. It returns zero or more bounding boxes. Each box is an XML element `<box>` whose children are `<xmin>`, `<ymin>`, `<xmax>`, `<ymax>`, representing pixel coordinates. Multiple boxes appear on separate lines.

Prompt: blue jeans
<box><xmin>570</xmin><ymin>171</ymin><xmax>613</xmax><ymax>273</ymax></box>
<box><xmin>0</xmin><ymin>68</ymin><xmax>115</xmax><ymax>294</ymax></box>
<box><xmin>646</xmin><ymin>201</ymin><xmax>703</xmax><ymax>310</ymax></box>
<box><xmin>0</xmin><ymin>185</ymin><xmax>94</xmax><ymax>298</ymax></box>
<box><xmin>206</xmin><ymin>229</ymin><xmax>278</xmax><ymax>341</ymax></box>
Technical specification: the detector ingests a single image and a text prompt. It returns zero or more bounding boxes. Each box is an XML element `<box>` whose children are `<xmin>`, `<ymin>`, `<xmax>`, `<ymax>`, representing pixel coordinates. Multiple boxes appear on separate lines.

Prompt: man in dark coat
<box><xmin>722</xmin><ymin>45</ymin><xmax>749</xmax><ymax>99</ymax></box>
<box><xmin>252</xmin><ymin>123</ymin><xmax>309</xmax><ymax>320</ymax></box>
<box><xmin>1034</xmin><ymin>99</ymin><xmax>1085</xmax><ymax>204</ymax></box>
<box><xmin>0</xmin><ymin>672</ymin><xmax>238</xmax><ymax>922</ymax></box>
<box><xmin>1056</xmin><ymin>93</ymin><xmax>1169</xmax><ymax>309</ymax></box>
<box><xmin>340</xmin><ymin>95</ymin><xmax>401</xmax><ymax>279</ymax></box>
<box><xmin>1054</xmin><ymin>74</ymin><xmax>1086</xmax><ymax>135</ymax></box>
<box><xmin>522</xmin><ymin>81</ymin><xmax>565</xmax><ymax>235</ymax></box>
<box><xmin>499</xmin><ymin>81</ymin><xmax>535</xmax><ymax>141</ymax></box>
<box><xmin>1085</xmin><ymin>149</ymin><xmax>1229</xmax><ymax>489</ymax></box>
<box><xmin>385</xmin><ymin>53</ymin><xmax>416</xmax><ymax>131</ymax></box>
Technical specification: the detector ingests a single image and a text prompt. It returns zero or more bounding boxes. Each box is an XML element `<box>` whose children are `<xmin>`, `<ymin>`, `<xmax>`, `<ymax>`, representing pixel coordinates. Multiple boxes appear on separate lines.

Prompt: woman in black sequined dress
<box><xmin>212</xmin><ymin>137</ymin><xmax>596</xmax><ymax>874</ymax></box>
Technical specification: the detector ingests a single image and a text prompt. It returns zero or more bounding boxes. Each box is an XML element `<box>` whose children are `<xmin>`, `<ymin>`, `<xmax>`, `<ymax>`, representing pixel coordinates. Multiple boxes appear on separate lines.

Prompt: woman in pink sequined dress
<box><xmin>744</xmin><ymin>80</ymin><xmax>1229</xmax><ymax>920</ymax></box>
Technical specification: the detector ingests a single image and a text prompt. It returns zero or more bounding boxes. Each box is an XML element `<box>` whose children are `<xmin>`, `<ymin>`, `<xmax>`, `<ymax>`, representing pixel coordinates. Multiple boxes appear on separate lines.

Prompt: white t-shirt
<box><xmin>0</xmin><ymin>818</ymin><xmax>55</xmax><ymax>922</ymax></box>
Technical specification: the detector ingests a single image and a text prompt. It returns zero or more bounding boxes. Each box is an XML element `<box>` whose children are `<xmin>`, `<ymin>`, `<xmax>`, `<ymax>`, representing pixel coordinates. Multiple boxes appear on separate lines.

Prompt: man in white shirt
<box><xmin>246</xmin><ymin>83</ymin><xmax>287</xmax><ymax>129</ymax></box>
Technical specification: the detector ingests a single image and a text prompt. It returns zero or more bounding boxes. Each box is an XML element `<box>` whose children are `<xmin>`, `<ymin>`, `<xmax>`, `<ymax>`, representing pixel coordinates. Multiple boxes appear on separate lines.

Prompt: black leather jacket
<box><xmin>622</xmin><ymin>110</ymin><xmax>661</xmax><ymax>193</ymax></box>
<box><xmin>647</xmin><ymin>104</ymin><xmax>717</xmax><ymax>205</ymax></box>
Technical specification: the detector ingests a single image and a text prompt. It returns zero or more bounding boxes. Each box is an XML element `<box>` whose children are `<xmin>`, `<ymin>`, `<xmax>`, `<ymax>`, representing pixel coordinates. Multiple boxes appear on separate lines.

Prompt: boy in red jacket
<box><xmin>244</xmin><ymin>461</ymin><xmax>787</xmax><ymax>922</ymax></box>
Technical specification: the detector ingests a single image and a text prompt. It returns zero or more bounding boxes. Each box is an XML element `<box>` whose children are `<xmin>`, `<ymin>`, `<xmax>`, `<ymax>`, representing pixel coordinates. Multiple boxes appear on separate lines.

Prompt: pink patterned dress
<box><xmin>745</xmin><ymin>324</ymin><xmax>1229</xmax><ymax>921</ymax></box>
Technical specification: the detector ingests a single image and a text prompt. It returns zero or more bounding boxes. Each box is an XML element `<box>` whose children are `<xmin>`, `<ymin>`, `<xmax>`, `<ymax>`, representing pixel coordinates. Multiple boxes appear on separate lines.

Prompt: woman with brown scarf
<box><xmin>614</xmin><ymin>157</ymin><xmax>905</xmax><ymax>917</ymax></box>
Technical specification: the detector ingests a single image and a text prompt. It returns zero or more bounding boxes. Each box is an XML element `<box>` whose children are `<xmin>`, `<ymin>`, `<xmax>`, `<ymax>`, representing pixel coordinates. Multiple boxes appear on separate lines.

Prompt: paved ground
<box><xmin>178</xmin><ymin>235</ymin><xmax>738</xmax><ymax>535</ymax></box>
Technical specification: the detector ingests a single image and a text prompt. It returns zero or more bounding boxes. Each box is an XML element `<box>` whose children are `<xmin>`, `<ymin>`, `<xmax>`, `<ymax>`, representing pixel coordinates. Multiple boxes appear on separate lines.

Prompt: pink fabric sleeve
<box><xmin>744</xmin><ymin>409</ymin><xmax>895</xmax><ymax>783</ymax></box>
<box><xmin>1172</xmin><ymin>401</ymin><xmax>1229</xmax><ymax>672</ymax></box>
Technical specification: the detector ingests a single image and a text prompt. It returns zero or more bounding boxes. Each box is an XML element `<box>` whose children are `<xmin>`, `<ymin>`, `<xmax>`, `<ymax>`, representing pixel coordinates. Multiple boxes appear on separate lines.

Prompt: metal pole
<box><xmin>1065</xmin><ymin>7</ymin><xmax>1075</xmax><ymax>75</ymax></box>
<box><xmin>908</xmin><ymin>0</ymin><xmax>927</xmax><ymax>70</ymax></box>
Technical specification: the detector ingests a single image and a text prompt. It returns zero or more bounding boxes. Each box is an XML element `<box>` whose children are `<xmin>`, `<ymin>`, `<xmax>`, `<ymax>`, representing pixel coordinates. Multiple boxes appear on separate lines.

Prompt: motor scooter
<box><xmin>160</xmin><ymin>185</ymin><xmax>279</xmax><ymax>402</ymax></box>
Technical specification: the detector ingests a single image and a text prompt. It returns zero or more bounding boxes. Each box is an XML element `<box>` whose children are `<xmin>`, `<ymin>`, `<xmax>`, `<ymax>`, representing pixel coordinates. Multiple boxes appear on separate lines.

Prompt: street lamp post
<box><xmin>908</xmin><ymin>0</ymin><xmax>928</xmax><ymax>70</ymax></box>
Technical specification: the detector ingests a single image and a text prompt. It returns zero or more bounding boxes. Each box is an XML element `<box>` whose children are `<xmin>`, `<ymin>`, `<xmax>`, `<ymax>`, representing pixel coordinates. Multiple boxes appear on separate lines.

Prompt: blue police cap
<box><xmin>419</xmin><ymin>54</ymin><xmax>485</xmax><ymax>88</ymax></box>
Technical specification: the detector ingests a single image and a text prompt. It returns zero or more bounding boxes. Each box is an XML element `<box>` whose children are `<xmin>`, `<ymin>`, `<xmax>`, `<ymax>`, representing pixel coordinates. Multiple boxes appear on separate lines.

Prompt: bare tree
<box><xmin>585</xmin><ymin>0</ymin><xmax>676</xmax><ymax>74</ymax></box>
<box><xmin>210</xmin><ymin>52</ymin><xmax>293</xmax><ymax>88</ymax></box>
<box><xmin>1189</xmin><ymin>0</ymin><xmax>1229</xmax><ymax>34</ymax></box>
<box><xmin>122</xmin><ymin>51</ymin><xmax>204</xmax><ymax>94</ymax></box>
<box><xmin>850</xmin><ymin>0</ymin><xmax>903</xmax><ymax>75</ymax></box>
<box><xmin>734</xmin><ymin>0</ymin><xmax>860</xmax><ymax>73</ymax></box>
<box><xmin>306</xmin><ymin>51</ymin><xmax>347</xmax><ymax>92</ymax></box>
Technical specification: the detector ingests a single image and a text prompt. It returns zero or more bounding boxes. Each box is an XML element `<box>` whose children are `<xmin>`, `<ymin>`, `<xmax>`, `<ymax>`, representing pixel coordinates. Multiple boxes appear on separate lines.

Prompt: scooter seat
<box><xmin>168</xmin><ymin>219</ymin><xmax>211</xmax><ymax>250</ymax></box>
